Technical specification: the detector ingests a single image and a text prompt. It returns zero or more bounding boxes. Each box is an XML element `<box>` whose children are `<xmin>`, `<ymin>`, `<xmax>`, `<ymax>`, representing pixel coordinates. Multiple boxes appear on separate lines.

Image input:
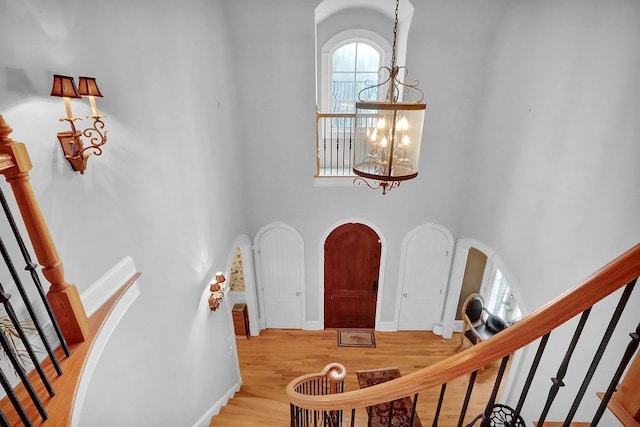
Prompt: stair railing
<box><xmin>0</xmin><ymin>115</ymin><xmax>92</xmax><ymax>425</ymax></box>
<box><xmin>290</xmin><ymin>362</ymin><xmax>347</xmax><ymax>427</ymax></box>
<box><xmin>287</xmin><ymin>243</ymin><xmax>640</xmax><ymax>426</ymax></box>
<box><xmin>0</xmin><ymin>115</ymin><xmax>88</xmax><ymax>344</ymax></box>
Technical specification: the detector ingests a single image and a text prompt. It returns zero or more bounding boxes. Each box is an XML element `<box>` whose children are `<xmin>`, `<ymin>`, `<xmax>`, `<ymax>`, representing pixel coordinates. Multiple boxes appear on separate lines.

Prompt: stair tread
<box><xmin>237</xmin><ymin>385</ymin><xmax>290</xmax><ymax>403</ymax></box>
<box><xmin>212</xmin><ymin>412</ymin><xmax>288</xmax><ymax>426</ymax></box>
<box><xmin>214</xmin><ymin>395</ymin><xmax>290</xmax><ymax>426</ymax></box>
<box><xmin>223</xmin><ymin>396</ymin><xmax>289</xmax><ymax>412</ymax></box>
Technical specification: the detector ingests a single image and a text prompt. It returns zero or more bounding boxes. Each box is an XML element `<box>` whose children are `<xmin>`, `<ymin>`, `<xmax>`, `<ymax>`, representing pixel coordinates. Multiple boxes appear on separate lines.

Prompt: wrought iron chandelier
<box><xmin>353</xmin><ymin>0</ymin><xmax>426</xmax><ymax>195</ymax></box>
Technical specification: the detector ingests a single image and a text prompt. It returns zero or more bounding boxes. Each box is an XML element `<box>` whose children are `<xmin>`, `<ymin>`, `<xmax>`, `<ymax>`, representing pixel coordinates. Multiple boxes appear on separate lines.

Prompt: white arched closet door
<box><xmin>254</xmin><ymin>222</ymin><xmax>305</xmax><ymax>329</ymax></box>
<box><xmin>396</xmin><ymin>223</ymin><xmax>454</xmax><ymax>330</ymax></box>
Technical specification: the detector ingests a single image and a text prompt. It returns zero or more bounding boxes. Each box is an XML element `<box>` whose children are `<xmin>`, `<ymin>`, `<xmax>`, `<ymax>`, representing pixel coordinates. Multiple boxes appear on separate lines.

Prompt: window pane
<box><xmin>356</xmin><ymin>43</ymin><xmax>380</xmax><ymax>72</ymax></box>
<box><xmin>332</xmin><ymin>73</ymin><xmax>355</xmax><ymax>111</ymax></box>
<box><xmin>485</xmin><ymin>266</ymin><xmax>522</xmax><ymax>323</ymax></box>
<box><xmin>333</xmin><ymin>43</ymin><xmax>356</xmax><ymax>72</ymax></box>
<box><xmin>330</xmin><ymin>42</ymin><xmax>381</xmax><ymax>113</ymax></box>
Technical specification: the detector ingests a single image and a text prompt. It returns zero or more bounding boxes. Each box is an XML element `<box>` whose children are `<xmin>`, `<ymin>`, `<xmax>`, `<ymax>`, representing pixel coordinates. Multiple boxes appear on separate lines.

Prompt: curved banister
<box><xmin>287</xmin><ymin>243</ymin><xmax>640</xmax><ymax>411</ymax></box>
<box><xmin>293</xmin><ymin>362</ymin><xmax>348</xmax><ymax>388</ymax></box>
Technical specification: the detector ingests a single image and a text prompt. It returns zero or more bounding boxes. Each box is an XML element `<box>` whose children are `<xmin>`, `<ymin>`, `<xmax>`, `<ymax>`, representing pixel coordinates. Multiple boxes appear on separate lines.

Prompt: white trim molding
<box><xmin>192</xmin><ymin>381</ymin><xmax>241</xmax><ymax>427</ymax></box>
<box><xmin>71</xmin><ymin>257</ymin><xmax>141</xmax><ymax>427</ymax></box>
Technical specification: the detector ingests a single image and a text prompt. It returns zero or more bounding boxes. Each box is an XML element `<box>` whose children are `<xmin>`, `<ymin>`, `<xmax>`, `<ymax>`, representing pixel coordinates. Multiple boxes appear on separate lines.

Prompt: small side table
<box><xmin>232</xmin><ymin>303</ymin><xmax>249</xmax><ymax>339</ymax></box>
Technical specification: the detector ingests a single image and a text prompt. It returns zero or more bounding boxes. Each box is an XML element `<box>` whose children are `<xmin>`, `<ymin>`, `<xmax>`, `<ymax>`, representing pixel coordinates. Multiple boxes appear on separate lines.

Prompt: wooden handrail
<box><xmin>287</xmin><ymin>243</ymin><xmax>640</xmax><ymax>411</ymax></box>
<box><xmin>317</xmin><ymin>112</ymin><xmax>356</xmax><ymax>119</ymax></box>
<box><xmin>293</xmin><ymin>363</ymin><xmax>347</xmax><ymax>389</ymax></box>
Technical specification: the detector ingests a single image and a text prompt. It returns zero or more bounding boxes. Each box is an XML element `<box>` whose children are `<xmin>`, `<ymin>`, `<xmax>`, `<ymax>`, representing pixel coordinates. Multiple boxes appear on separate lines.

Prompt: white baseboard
<box><xmin>305</xmin><ymin>320</ymin><xmax>323</xmax><ymax>330</ymax></box>
<box><xmin>432</xmin><ymin>323</ymin><xmax>444</xmax><ymax>336</ymax></box>
<box><xmin>377</xmin><ymin>321</ymin><xmax>397</xmax><ymax>332</ymax></box>
<box><xmin>192</xmin><ymin>381</ymin><xmax>242</xmax><ymax>427</ymax></box>
<box><xmin>81</xmin><ymin>257</ymin><xmax>138</xmax><ymax>316</ymax></box>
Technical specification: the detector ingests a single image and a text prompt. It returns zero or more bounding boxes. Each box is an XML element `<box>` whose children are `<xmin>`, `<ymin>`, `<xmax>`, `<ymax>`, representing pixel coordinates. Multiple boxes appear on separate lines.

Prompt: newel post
<box><xmin>0</xmin><ymin>115</ymin><xmax>89</xmax><ymax>344</ymax></box>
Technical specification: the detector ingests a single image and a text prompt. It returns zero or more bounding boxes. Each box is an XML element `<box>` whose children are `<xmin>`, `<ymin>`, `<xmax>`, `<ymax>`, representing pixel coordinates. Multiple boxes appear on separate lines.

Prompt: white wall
<box><xmin>0</xmin><ymin>0</ymin><xmax>246</xmax><ymax>425</ymax></box>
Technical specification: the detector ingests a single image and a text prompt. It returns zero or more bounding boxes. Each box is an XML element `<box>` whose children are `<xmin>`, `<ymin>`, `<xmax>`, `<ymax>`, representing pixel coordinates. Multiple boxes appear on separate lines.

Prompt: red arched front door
<box><xmin>324</xmin><ymin>223</ymin><xmax>381</xmax><ymax>328</ymax></box>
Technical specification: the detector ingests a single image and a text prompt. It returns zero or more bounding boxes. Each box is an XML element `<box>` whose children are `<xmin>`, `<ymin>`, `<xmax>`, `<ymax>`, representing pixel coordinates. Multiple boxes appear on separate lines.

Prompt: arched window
<box><xmin>330</xmin><ymin>40</ymin><xmax>381</xmax><ymax>114</ymax></box>
<box><xmin>314</xmin><ymin>1</ymin><xmax>413</xmax><ymax>179</ymax></box>
<box><xmin>319</xmin><ymin>29</ymin><xmax>390</xmax><ymax>114</ymax></box>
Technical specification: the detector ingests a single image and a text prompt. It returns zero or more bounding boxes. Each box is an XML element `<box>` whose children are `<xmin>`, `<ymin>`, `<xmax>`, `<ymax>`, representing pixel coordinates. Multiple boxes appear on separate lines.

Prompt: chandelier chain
<box><xmin>391</xmin><ymin>0</ymin><xmax>399</xmax><ymax>69</ymax></box>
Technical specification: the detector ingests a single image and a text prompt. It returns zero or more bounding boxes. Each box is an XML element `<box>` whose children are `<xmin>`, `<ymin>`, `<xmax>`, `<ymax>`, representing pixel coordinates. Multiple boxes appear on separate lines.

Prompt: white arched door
<box><xmin>254</xmin><ymin>222</ymin><xmax>305</xmax><ymax>329</ymax></box>
<box><xmin>397</xmin><ymin>224</ymin><xmax>454</xmax><ymax>330</ymax></box>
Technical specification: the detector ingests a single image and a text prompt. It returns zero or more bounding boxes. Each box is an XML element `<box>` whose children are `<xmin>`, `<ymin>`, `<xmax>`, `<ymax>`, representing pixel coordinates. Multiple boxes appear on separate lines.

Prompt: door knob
<box><xmin>296</xmin><ymin>292</ymin><xmax>301</xmax><ymax>296</ymax></box>
<box><xmin>403</xmin><ymin>293</ymin><xmax>408</xmax><ymax>298</ymax></box>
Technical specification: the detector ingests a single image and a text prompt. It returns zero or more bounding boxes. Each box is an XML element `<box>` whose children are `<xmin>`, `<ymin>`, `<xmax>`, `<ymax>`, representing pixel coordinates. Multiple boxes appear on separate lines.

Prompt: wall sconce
<box><xmin>208</xmin><ymin>272</ymin><xmax>226</xmax><ymax>311</ymax></box>
<box><xmin>50</xmin><ymin>74</ymin><xmax>108</xmax><ymax>174</ymax></box>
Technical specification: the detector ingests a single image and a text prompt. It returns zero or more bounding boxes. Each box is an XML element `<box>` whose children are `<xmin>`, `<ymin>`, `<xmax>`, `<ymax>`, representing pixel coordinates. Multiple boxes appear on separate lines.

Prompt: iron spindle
<box><xmin>341</xmin><ymin>123</ymin><xmax>345</xmax><ymax>175</ymax></box>
<box><xmin>323</xmin><ymin>119</ymin><xmax>327</xmax><ymax>175</ymax></box>
<box><xmin>0</xmin><ymin>325</ymin><xmax>47</xmax><ymax>420</ymax></box>
<box><xmin>0</xmin><ymin>187</ymin><xmax>70</xmax><ymax>358</ymax></box>
<box><xmin>477</xmin><ymin>355</ymin><xmax>511</xmax><ymax>427</ymax></box>
<box><xmin>432</xmin><ymin>383</ymin><xmax>447</xmax><ymax>427</ymax></box>
<box><xmin>0</xmin><ymin>233</ymin><xmax>63</xmax><ymax>376</ymax></box>
<box><xmin>290</xmin><ymin>403</ymin><xmax>295</xmax><ymax>427</ymax></box>
<box><xmin>0</xmin><ymin>284</ymin><xmax>54</xmax><ymax>396</ymax></box>
<box><xmin>564</xmin><ymin>279</ymin><xmax>636</xmax><ymax>425</ymax></box>
<box><xmin>510</xmin><ymin>333</ymin><xmax>551</xmax><ymax>427</ymax></box>
<box><xmin>408</xmin><ymin>393</ymin><xmax>419</xmax><ymax>427</ymax></box>
<box><xmin>335</xmin><ymin>130</ymin><xmax>339</xmax><ymax>175</ymax></box>
<box><xmin>458</xmin><ymin>369</ymin><xmax>478</xmax><ymax>427</ymax></box>
<box><xmin>592</xmin><ymin>319</ymin><xmax>640</xmax><ymax>425</ymax></box>
<box><xmin>0</xmin><ymin>409</ymin><xmax>10</xmax><ymax>427</ymax></box>
<box><xmin>0</xmin><ymin>366</ymin><xmax>31</xmax><ymax>427</ymax></box>
<box><xmin>348</xmin><ymin>120</ymin><xmax>353</xmax><ymax>173</ymax></box>
<box><xmin>537</xmin><ymin>307</ymin><xmax>591</xmax><ymax>425</ymax></box>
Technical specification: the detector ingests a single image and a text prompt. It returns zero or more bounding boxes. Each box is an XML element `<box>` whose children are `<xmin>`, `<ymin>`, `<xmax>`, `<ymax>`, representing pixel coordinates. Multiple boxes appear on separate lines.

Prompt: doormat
<box><xmin>356</xmin><ymin>367</ymin><xmax>422</xmax><ymax>427</ymax></box>
<box><xmin>337</xmin><ymin>329</ymin><xmax>376</xmax><ymax>348</ymax></box>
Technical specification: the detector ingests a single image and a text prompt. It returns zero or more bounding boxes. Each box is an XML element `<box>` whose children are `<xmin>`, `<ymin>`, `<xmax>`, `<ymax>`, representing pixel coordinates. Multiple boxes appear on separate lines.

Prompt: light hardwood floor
<box><xmin>212</xmin><ymin>329</ymin><xmax>506</xmax><ymax>426</ymax></box>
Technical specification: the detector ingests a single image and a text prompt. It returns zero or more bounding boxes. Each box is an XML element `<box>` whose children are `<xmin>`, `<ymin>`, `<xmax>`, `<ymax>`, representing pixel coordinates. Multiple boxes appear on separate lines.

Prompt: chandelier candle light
<box><xmin>353</xmin><ymin>0</ymin><xmax>426</xmax><ymax>195</ymax></box>
<box><xmin>50</xmin><ymin>74</ymin><xmax>108</xmax><ymax>174</ymax></box>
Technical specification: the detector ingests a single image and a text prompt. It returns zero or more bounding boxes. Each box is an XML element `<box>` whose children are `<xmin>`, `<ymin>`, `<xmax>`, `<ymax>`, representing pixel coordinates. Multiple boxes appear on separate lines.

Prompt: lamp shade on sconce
<box><xmin>50</xmin><ymin>73</ymin><xmax>108</xmax><ymax>173</ymax></box>
<box><xmin>77</xmin><ymin>77</ymin><xmax>103</xmax><ymax>97</ymax></box>
<box><xmin>215</xmin><ymin>273</ymin><xmax>226</xmax><ymax>284</ymax></box>
<box><xmin>50</xmin><ymin>75</ymin><xmax>81</xmax><ymax>98</ymax></box>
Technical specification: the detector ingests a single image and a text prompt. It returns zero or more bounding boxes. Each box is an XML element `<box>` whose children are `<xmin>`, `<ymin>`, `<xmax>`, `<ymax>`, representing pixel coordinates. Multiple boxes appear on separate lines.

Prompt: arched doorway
<box><xmin>254</xmin><ymin>222</ymin><xmax>305</xmax><ymax>329</ymax></box>
<box><xmin>396</xmin><ymin>223</ymin><xmax>454</xmax><ymax>330</ymax></box>
<box><xmin>324</xmin><ymin>223</ymin><xmax>381</xmax><ymax>328</ymax></box>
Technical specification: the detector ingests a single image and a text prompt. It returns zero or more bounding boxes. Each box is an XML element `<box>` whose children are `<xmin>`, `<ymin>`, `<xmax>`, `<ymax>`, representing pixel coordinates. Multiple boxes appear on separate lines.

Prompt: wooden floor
<box><xmin>212</xmin><ymin>329</ymin><xmax>507</xmax><ymax>426</ymax></box>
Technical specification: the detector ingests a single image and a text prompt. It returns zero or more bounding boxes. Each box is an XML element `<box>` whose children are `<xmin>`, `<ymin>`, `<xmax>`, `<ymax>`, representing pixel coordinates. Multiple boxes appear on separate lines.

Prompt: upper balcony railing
<box><xmin>316</xmin><ymin>81</ymin><xmax>380</xmax><ymax>178</ymax></box>
<box><xmin>316</xmin><ymin>112</ymin><xmax>356</xmax><ymax>177</ymax></box>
